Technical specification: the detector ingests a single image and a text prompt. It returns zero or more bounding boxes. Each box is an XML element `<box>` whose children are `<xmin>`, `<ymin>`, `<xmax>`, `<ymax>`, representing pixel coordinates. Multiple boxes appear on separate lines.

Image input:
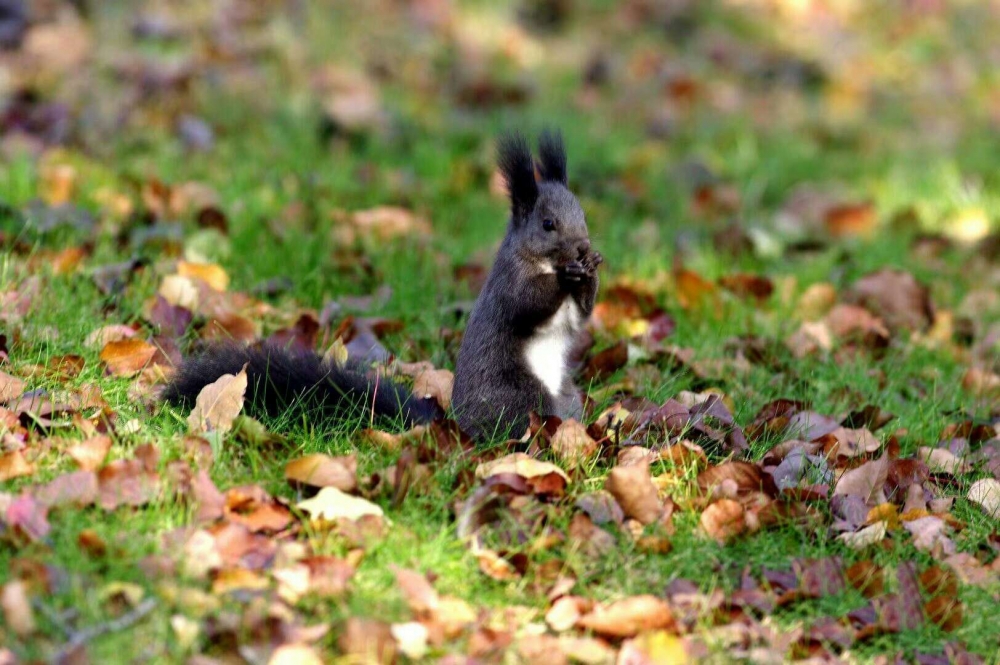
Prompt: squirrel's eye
<box><xmin>542</xmin><ymin>219</ymin><xmax>556</xmax><ymax>232</ymax></box>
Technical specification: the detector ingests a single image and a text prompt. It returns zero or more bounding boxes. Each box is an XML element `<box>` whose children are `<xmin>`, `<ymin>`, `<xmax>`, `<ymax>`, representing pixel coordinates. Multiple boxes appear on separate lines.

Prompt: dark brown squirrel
<box><xmin>163</xmin><ymin>129</ymin><xmax>602</xmax><ymax>441</ymax></box>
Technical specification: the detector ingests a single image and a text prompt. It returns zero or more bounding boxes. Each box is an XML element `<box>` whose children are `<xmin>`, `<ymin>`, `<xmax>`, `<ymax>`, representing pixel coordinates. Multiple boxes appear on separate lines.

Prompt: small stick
<box><xmin>56</xmin><ymin>598</ymin><xmax>157</xmax><ymax>658</ymax></box>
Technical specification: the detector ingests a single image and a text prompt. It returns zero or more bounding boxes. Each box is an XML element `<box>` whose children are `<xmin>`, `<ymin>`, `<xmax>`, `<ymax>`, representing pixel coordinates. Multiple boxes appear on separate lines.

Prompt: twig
<box><xmin>56</xmin><ymin>597</ymin><xmax>157</xmax><ymax>658</ymax></box>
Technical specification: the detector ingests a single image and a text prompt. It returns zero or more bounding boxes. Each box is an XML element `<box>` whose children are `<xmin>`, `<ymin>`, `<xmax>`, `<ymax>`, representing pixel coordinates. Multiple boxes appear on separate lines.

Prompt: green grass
<box><xmin>2</xmin><ymin>0</ymin><xmax>1000</xmax><ymax>661</ymax></box>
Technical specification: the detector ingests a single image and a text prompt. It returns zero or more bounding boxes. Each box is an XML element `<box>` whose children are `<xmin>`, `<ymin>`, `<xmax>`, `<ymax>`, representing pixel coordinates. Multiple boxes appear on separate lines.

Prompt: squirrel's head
<box><xmin>497</xmin><ymin>130</ymin><xmax>591</xmax><ymax>269</ymax></box>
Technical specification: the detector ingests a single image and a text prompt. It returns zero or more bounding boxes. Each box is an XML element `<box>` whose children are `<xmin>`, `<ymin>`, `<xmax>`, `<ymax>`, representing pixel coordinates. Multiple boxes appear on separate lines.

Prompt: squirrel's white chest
<box><xmin>524</xmin><ymin>300</ymin><xmax>582</xmax><ymax>397</ymax></box>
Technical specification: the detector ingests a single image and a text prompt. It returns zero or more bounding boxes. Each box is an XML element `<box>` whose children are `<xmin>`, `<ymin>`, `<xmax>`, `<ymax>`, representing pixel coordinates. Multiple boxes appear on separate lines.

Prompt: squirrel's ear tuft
<box><xmin>497</xmin><ymin>132</ymin><xmax>538</xmax><ymax>220</ymax></box>
<box><xmin>537</xmin><ymin>129</ymin><xmax>567</xmax><ymax>185</ymax></box>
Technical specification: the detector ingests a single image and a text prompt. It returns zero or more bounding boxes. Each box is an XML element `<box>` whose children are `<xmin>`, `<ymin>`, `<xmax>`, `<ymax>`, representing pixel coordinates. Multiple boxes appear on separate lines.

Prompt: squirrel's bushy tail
<box><xmin>162</xmin><ymin>343</ymin><xmax>443</xmax><ymax>426</ymax></box>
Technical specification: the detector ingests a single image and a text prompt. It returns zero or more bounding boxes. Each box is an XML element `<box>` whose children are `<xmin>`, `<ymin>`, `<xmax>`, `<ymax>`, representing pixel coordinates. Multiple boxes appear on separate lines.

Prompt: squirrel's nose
<box><xmin>576</xmin><ymin>240</ymin><xmax>591</xmax><ymax>258</ymax></box>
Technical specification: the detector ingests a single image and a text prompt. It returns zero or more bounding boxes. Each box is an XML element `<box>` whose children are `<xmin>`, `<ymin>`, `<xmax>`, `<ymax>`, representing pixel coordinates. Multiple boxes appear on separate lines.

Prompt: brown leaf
<box><xmin>568</xmin><ymin>513</ymin><xmax>617</xmax><ymax>558</ymax></box>
<box><xmin>844</xmin><ymin>269</ymin><xmax>934</xmax><ymax>333</ymax></box>
<box><xmin>833</xmin><ymin>454</ymin><xmax>888</xmax><ymax>506</ymax></box>
<box><xmin>924</xmin><ymin>596</ymin><xmax>962</xmax><ymax>632</ymax></box>
<box><xmin>34</xmin><ymin>470</ymin><xmax>98</xmax><ymax>508</ymax></box>
<box><xmin>718</xmin><ymin>274</ymin><xmax>774</xmax><ymax>302</ymax></box>
<box><xmin>824</xmin><ymin>202</ymin><xmax>876</xmax><ymax>238</ymax></box>
<box><xmin>696</xmin><ymin>461</ymin><xmax>764</xmax><ymax>497</ymax></box>
<box><xmin>674</xmin><ymin>268</ymin><xmax>718</xmax><ymax>310</ymax></box>
<box><xmin>846</xmin><ymin>561</ymin><xmax>884</xmax><ymax>598</ymax></box>
<box><xmin>583</xmin><ymin>341</ymin><xmax>628</xmax><ymax>381</ymax></box>
<box><xmin>918</xmin><ymin>447</ymin><xmax>967</xmax><ymax>476</ymax></box>
<box><xmin>97</xmin><ymin>459</ymin><xmax>160</xmax><ymax>510</ymax></box>
<box><xmin>99</xmin><ymin>339</ymin><xmax>158</xmax><ymax>377</ymax></box>
<box><xmin>550</xmin><ymin>419</ymin><xmax>598</xmax><ymax>469</ymax></box>
<box><xmin>0</xmin><ymin>451</ymin><xmax>34</xmax><ymax>482</ymax></box>
<box><xmin>393</xmin><ymin>567</ymin><xmax>439</xmax><ymax>615</ymax></box>
<box><xmin>186</xmin><ymin>365</ymin><xmax>247</xmax><ymax>435</ymax></box>
<box><xmin>411</xmin><ymin>367</ymin><xmax>454</xmax><ymax>411</ymax></box>
<box><xmin>576</xmin><ymin>595</ymin><xmax>676</xmax><ymax>638</ymax></box>
<box><xmin>904</xmin><ymin>517</ymin><xmax>956</xmax><ymax>556</ymax></box>
<box><xmin>285</xmin><ymin>453</ymin><xmax>358</xmax><ymax>492</ymax></box>
<box><xmin>605</xmin><ymin>462</ymin><xmax>662</xmax><ymax>525</ymax></box>
<box><xmin>66</xmin><ymin>435</ymin><xmax>112</xmax><ymax>471</ymax></box>
<box><xmin>0</xmin><ymin>581</ymin><xmax>35</xmax><ymax>636</ymax></box>
<box><xmin>700</xmin><ymin>499</ymin><xmax>745</xmax><ymax>543</ymax></box>
<box><xmin>0</xmin><ymin>371</ymin><xmax>26</xmax><ymax>403</ymax></box>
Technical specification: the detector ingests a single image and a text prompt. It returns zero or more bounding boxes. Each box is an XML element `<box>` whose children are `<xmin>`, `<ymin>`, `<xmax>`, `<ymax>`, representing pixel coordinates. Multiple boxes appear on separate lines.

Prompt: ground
<box><xmin>0</xmin><ymin>1</ymin><xmax>999</xmax><ymax>662</ymax></box>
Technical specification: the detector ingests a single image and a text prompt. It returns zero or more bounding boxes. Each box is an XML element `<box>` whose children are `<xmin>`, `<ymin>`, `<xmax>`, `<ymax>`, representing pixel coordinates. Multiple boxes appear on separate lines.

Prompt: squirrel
<box><xmin>163</xmin><ymin>129</ymin><xmax>601</xmax><ymax>440</ymax></box>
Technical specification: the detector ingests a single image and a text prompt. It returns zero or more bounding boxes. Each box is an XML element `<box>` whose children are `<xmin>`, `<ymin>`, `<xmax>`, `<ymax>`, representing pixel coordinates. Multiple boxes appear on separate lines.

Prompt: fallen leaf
<box><xmin>924</xmin><ymin>596</ymin><xmax>962</xmax><ymax>632</ymax></box>
<box><xmin>285</xmin><ymin>454</ymin><xmax>357</xmax><ymax>492</ymax></box>
<box><xmin>700</xmin><ymin>499</ymin><xmax>745</xmax><ymax>543</ymax></box>
<box><xmin>0</xmin><ymin>581</ymin><xmax>34</xmax><ymax>636</ymax></box>
<box><xmin>845</xmin><ymin>269</ymin><xmax>933</xmax><ymax>333</ymax></box>
<box><xmin>967</xmin><ymin>478</ymin><xmax>1000</xmax><ymax>518</ymax></box>
<box><xmin>100</xmin><ymin>339</ymin><xmax>157</xmax><ymax>377</ymax></box>
<box><xmin>0</xmin><ymin>451</ymin><xmax>34</xmax><ymax>482</ymax></box>
<box><xmin>393</xmin><ymin>567</ymin><xmax>439</xmax><ymax>615</ymax></box>
<box><xmin>576</xmin><ymin>595</ymin><xmax>675</xmax><ymax>638</ymax></box>
<box><xmin>66</xmin><ymin>435</ymin><xmax>112</xmax><ymax>471</ymax></box>
<box><xmin>618</xmin><ymin>630</ymin><xmax>689</xmax><ymax>664</ymax></box>
<box><xmin>904</xmin><ymin>517</ymin><xmax>956</xmax><ymax>555</ymax></box>
<box><xmin>918</xmin><ymin>447</ymin><xmax>967</xmax><ymax>476</ymax></box>
<box><xmin>845</xmin><ymin>561</ymin><xmax>885</xmax><ymax>598</ymax></box>
<box><xmin>0</xmin><ymin>371</ymin><xmax>26</xmax><ymax>403</ymax></box>
<box><xmin>98</xmin><ymin>459</ymin><xmax>160</xmax><ymax>510</ymax></box>
<box><xmin>834</xmin><ymin>454</ymin><xmax>888</xmax><ymax>506</ymax></box>
<box><xmin>339</xmin><ymin>618</ymin><xmax>397</xmax><ymax>664</ymax></box>
<box><xmin>605</xmin><ymin>462</ymin><xmax>662</xmax><ymax>524</ymax></box>
<box><xmin>177</xmin><ymin>260</ymin><xmax>229</xmax><ymax>291</ymax></box>
<box><xmin>186</xmin><ymin>365</ymin><xmax>247</xmax><ymax>435</ymax></box>
<box><xmin>550</xmin><ymin>419</ymin><xmax>598</xmax><ymax>468</ymax></box>
<box><xmin>837</xmin><ymin>521</ymin><xmax>887</xmax><ymax>550</ymax></box>
<box><xmin>411</xmin><ymin>367</ymin><xmax>454</xmax><ymax>410</ymax></box>
<box><xmin>297</xmin><ymin>487</ymin><xmax>384</xmax><ymax>523</ymax></box>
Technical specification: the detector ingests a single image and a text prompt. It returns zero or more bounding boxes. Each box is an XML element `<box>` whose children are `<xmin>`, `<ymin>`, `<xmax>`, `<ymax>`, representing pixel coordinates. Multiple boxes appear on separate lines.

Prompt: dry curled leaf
<box><xmin>576</xmin><ymin>595</ymin><xmax>676</xmax><ymax>638</ymax></box>
<box><xmin>297</xmin><ymin>487</ymin><xmax>384</xmax><ymax>523</ymax></box>
<box><xmin>0</xmin><ymin>371</ymin><xmax>26</xmax><ymax>403</ymax></box>
<box><xmin>100</xmin><ymin>339</ymin><xmax>157</xmax><ymax>377</ymax></box>
<box><xmin>186</xmin><ymin>365</ymin><xmax>247</xmax><ymax>435</ymax></box>
<box><xmin>66</xmin><ymin>435</ymin><xmax>112</xmax><ymax>471</ymax></box>
<box><xmin>285</xmin><ymin>454</ymin><xmax>357</xmax><ymax>492</ymax></box>
<box><xmin>700</xmin><ymin>499</ymin><xmax>745</xmax><ymax>543</ymax></box>
<box><xmin>0</xmin><ymin>451</ymin><xmax>34</xmax><ymax>482</ymax></box>
<box><xmin>550</xmin><ymin>418</ymin><xmax>598</xmax><ymax>468</ymax></box>
<box><xmin>834</xmin><ymin>454</ymin><xmax>888</xmax><ymax>506</ymax></box>
<box><xmin>605</xmin><ymin>462</ymin><xmax>662</xmax><ymax>525</ymax></box>
<box><xmin>411</xmin><ymin>367</ymin><xmax>454</xmax><ymax>411</ymax></box>
<box><xmin>966</xmin><ymin>478</ymin><xmax>1000</xmax><ymax>518</ymax></box>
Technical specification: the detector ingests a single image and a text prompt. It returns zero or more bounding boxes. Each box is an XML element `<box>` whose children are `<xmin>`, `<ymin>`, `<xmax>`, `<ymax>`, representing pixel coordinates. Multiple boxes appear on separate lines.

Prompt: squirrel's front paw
<box><xmin>559</xmin><ymin>261</ymin><xmax>587</xmax><ymax>282</ymax></box>
<box><xmin>581</xmin><ymin>251</ymin><xmax>603</xmax><ymax>274</ymax></box>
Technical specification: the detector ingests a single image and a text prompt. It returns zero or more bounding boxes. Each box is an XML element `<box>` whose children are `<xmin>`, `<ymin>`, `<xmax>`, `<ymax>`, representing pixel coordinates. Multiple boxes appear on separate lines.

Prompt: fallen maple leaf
<box><xmin>576</xmin><ymin>595</ymin><xmax>676</xmax><ymax>638</ymax></box>
<box><xmin>186</xmin><ymin>365</ymin><xmax>247</xmax><ymax>435</ymax></box>
<box><xmin>100</xmin><ymin>339</ymin><xmax>157</xmax><ymax>377</ymax></box>
<box><xmin>285</xmin><ymin>453</ymin><xmax>357</xmax><ymax>492</ymax></box>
